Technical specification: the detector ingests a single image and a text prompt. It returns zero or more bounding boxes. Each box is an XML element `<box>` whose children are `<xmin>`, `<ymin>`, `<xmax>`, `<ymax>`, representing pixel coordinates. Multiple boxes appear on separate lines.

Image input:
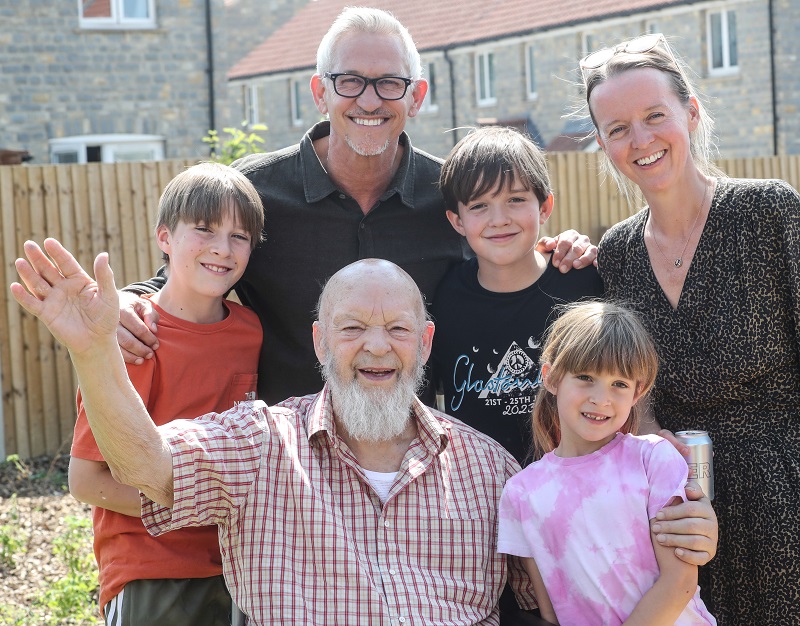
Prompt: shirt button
<box><xmin>384</xmin><ymin>520</ymin><xmax>391</xmax><ymax>528</ymax></box>
<box><xmin>398</xmin><ymin>618</ymin><xmax>406</xmax><ymax>624</ymax></box>
<box><xmin>389</xmin><ymin>568</ymin><xmax>396</xmax><ymax>575</ymax></box>
<box><xmin>360</xmin><ymin>223</ymin><xmax>365</xmax><ymax>229</ymax></box>
<box><xmin>339</xmin><ymin>193</ymin><xmax>346</xmax><ymax>199</ymax></box>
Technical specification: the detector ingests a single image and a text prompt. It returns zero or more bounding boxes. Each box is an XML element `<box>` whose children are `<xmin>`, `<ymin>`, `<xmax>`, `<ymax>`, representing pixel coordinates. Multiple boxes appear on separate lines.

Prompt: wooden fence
<box><xmin>2</xmin><ymin>154</ymin><xmax>799</xmax><ymax>458</ymax></box>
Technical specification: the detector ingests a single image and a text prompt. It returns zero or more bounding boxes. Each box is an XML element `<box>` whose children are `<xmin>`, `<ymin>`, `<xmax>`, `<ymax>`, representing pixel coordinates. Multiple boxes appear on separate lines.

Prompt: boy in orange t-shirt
<box><xmin>69</xmin><ymin>162</ymin><xmax>264</xmax><ymax>626</ymax></box>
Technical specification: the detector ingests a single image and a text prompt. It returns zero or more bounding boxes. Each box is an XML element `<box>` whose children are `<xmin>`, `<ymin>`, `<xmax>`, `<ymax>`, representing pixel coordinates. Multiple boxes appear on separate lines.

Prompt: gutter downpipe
<box><xmin>443</xmin><ymin>49</ymin><xmax>458</xmax><ymax>148</ymax></box>
<box><xmin>768</xmin><ymin>0</ymin><xmax>778</xmax><ymax>155</ymax></box>
<box><xmin>205</xmin><ymin>0</ymin><xmax>216</xmax><ymax>155</ymax></box>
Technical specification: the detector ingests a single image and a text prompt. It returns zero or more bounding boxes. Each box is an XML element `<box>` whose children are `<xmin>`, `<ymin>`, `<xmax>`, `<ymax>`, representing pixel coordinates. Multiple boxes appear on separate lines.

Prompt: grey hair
<box><xmin>316</xmin><ymin>6</ymin><xmax>422</xmax><ymax>80</ymax></box>
<box><xmin>581</xmin><ymin>37</ymin><xmax>723</xmax><ymax>203</ymax></box>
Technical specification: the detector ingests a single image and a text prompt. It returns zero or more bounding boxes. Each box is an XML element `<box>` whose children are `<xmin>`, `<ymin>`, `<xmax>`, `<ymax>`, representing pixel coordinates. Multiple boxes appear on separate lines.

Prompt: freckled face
<box><xmin>590</xmin><ymin>68</ymin><xmax>700</xmax><ymax>195</ymax></box>
<box><xmin>156</xmin><ymin>209</ymin><xmax>252</xmax><ymax>301</ymax></box>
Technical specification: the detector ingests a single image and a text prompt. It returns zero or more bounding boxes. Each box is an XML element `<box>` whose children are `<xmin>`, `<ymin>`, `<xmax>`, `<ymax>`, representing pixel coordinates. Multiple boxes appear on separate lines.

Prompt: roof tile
<box><xmin>228</xmin><ymin>0</ymin><xmax>687</xmax><ymax>79</ymax></box>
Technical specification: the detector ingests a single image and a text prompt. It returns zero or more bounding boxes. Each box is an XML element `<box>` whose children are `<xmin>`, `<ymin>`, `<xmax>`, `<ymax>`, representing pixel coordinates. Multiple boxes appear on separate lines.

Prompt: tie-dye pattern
<box><xmin>498</xmin><ymin>433</ymin><xmax>716</xmax><ymax>625</ymax></box>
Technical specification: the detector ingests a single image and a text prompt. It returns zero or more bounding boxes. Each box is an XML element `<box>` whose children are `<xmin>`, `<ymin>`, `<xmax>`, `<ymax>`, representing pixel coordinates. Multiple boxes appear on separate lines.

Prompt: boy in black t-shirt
<box><xmin>431</xmin><ymin>127</ymin><xmax>604</xmax><ymax>466</ymax></box>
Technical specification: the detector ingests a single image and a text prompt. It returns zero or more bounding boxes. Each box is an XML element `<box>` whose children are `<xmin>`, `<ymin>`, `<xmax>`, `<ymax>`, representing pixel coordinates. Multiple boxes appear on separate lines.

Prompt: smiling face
<box><xmin>589</xmin><ymin>67</ymin><xmax>700</xmax><ymax>196</ymax></box>
<box><xmin>156</xmin><ymin>208</ymin><xmax>252</xmax><ymax>305</ymax></box>
<box><xmin>446</xmin><ymin>176</ymin><xmax>553</xmax><ymax>280</ymax></box>
<box><xmin>313</xmin><ymin>261</ymin><xmax>434</xmax><ymax>441</ymax></box>
<box><xmin>542</xmin><ymin>365</ymin><xmax>642</xmax><ymax>458</ymax></box>
<box><xmin>312</xmin><ymin>32</ymin><xmax>426</xmax><ymax>158</ymax></box>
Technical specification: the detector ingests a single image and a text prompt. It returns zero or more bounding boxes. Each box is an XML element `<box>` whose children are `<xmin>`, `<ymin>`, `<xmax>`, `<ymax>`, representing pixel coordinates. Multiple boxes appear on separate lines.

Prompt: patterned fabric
<box><xmin>498</xmin><ymin>433</ymin><xmax>716</xmax><ymax>625</ymax></box>
<box><xmin>598</xmin><ymin>178</ymin><xmax>800</xmax><ymax>625</ymax></box>
<box><xmin>141</xmin><ymin>388</ymin><xmax>536</xmax><ymax>625</ymax></box>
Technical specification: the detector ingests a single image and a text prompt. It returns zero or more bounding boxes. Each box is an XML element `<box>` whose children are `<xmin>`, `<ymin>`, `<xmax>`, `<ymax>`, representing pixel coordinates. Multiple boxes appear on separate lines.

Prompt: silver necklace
<box><xmin>649</xmin><ymin>181</ymin><xmax>710</xmax><ymax>269</ymax></box>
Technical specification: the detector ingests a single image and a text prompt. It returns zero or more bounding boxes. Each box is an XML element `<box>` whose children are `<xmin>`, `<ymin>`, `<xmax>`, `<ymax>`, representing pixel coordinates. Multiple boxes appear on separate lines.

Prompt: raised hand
<box><xmin>10</xmin><ymin>238</ymin><xmax>120</xmax><ymax>356</ymax></box>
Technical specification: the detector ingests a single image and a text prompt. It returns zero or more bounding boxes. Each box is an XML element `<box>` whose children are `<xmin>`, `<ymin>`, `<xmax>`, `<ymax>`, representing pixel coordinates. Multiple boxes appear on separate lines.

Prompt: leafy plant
<box><xmin>5</xmin><ymin>454</ymin><xmax>30</xmax><ymax>480</ymax></box>
<box><xmin>203</xmin><ymin>122</ymin><xmax>268</xmax><ymax>165</ymax></box>
<box><xmin>37</xmin><ymin>516</ymin><xmax>99</xmax><ymax>624</ymax></box>
<box><xmin>0</xmin><ymin>495</ymin><xmax>26</xmax><ymax>569</ymax></box>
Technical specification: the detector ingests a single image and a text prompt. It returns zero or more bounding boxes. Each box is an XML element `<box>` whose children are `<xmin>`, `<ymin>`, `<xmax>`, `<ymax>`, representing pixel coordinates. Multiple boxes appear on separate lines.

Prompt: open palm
<box><xmin>10</xmin><ymin>238</ymin><xmax>120</xmax><ymax>356</ymax></box>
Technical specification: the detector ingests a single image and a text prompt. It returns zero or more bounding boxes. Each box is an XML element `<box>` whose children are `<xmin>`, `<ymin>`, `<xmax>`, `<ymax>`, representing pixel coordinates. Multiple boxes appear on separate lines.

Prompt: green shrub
<box><xmin>203</xmin><ymin>122</ymin><xmax>268</xmax><ymax>165</ymax></box>
<box><xmin>0</xmin><ymin>495</ymin><xmax>26</xmax><ymax>569</ymax></box>
<box><xmin>37</xmin><ymin>516</ymin><xmax>99</xmax><ymax>624</ymax></box>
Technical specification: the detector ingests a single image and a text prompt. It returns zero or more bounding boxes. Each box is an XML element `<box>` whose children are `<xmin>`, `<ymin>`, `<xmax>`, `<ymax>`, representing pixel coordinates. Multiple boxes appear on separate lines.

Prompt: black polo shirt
<box><xmin>130</xmin><ymin>122</ymin><xmax>464</xmax><ymax>404</ymax></box>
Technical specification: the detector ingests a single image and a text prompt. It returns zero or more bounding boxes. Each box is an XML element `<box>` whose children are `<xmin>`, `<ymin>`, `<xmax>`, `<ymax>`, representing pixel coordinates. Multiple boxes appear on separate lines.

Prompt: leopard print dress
<box><xmin>598</xmin><ymin>178</ymin><xmax>800</xmax><ymax>625</ymax></box>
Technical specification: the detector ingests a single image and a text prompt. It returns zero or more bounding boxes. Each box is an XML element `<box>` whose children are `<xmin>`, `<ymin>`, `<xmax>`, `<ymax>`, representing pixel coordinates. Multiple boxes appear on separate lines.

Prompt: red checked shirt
<box><xmin>141</xmin><ymin>387</ymin><xmax>536</xmax><ymax>625</ymax></box>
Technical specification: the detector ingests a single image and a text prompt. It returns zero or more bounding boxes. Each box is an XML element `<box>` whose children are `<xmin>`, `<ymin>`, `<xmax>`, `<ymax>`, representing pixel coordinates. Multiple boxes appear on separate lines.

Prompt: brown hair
<box><xmin>156</xmin><ymin>162</ymin><xmax>264</xmax><ymax>263</ymax></box>
<box><xmin>532</xmin><ymin>301</ymin><xmax>659</xmax><ymax>458</ymax></box>
<box><xmin>439</xmin><ymin>126</ymin><xmax>552</xmax><ymax>213</ymax></box>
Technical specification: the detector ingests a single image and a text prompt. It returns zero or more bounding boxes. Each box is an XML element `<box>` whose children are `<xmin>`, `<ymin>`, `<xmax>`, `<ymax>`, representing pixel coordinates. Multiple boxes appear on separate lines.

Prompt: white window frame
<box><xmin>525</xmin><ymin>44</ymin><xmax>537</xmax><ymax>100</ymax></box>
<box><xmin>290</xmin><ymin>77</ymin><xmax>304</xmax><ymax>127</ymax></box>
<box><xmin>245</xmin><ymin>85</ymin><xmax>260</xmax><ymax>126</ymax></box>
<box><xmin>418</xmin><ymin>61</ymin><xmax>439</xmax><ymax>114</ymax></box>
<box><xmin>475</xmin><ymin>50</ymin><xmax>496</xmax><ymax>107</ymax></box>
<box><xmin>78</xmin><ymin>0</ymin><xmax>156</xmax><ymax>30</ymax></box>
<box><xmin>49</xmin><ymin>134</ymin><xmax>165</xmax><ymax>164</ymax></box>
<box><xmin>707</xmin><ymin>8</ymin><xmax>739</xmax><ymax>76</ymax></box>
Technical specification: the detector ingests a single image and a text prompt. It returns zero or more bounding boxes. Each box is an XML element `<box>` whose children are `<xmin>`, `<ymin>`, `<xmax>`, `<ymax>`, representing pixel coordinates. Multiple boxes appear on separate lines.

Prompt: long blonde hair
<box><xmin>532</xmin><ymin>301</ymin><xmax>659</xmax><ymax>458</ymax></box>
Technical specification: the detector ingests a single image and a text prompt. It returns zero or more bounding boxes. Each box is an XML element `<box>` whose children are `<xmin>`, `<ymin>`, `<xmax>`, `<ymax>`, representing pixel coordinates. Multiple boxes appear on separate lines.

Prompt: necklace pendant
<box><xmin>674</xmin><ymin>258</ymin><xmax>683</xmax><ymax>268</ymax></box>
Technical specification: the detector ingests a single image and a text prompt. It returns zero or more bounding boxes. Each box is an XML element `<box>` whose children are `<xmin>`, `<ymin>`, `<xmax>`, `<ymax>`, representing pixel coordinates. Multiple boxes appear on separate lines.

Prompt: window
<box><xmin>525</xmin><ymin>44</ymin><xmax>537</xmax><ymax>100</ymax></box>
<box><xmin>475</xmin><ymin>51</ymin><xmax>496</xmax><ymax>106</ymax></box>
<box><xmin>418</xmin><ymin>61</ymin><xmax>438</xmax><ymax>113</ymax></box>
<box><xmin>49</xmin><ymin>135</ymin><xmax>165</xmax><ymax>164</ymax></box>
<box><xmin>79</xmin><ymin>0</ymin><xmax>156</xmax><ymax>29</ymax></box>
<box><xmin>290</xmin><ymin>78</ymin><xmax>304</xmax><ymax>127</ymax></box>
<box><xmin>245</xmin><ymin>85</ymin><xmax>260</xmax><ymax>126</ymax></box>
<box><xmin>708</xmin><ymin>9</ymin><xmax>738</xmax><ymax>74</ymax></box>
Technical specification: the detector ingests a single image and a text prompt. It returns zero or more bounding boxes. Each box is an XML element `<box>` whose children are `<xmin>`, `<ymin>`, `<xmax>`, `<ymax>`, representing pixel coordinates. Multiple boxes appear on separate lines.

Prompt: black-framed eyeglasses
<box><xmin>324</xmin><ymin>72</ymin><xmax>414</xmax><ymax>101</ymax></box>
<box><xmin>580</xmin><ymin>33</ymin><xmax>672</xmax><ymax>76</ymax></box>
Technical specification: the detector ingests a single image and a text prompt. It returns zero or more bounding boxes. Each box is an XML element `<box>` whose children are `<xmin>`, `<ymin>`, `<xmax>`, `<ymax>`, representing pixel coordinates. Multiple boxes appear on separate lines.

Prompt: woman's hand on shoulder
<box><xmin>651</xmin><ymin>482</ymin><xmax>717</xmax><ymax>566</ymax></box>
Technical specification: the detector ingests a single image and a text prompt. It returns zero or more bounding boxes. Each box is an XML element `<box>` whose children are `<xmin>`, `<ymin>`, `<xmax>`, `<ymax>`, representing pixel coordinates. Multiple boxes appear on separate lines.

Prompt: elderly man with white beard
<box><xmin>11</xmin><ymin>240</ymin><xmax>542</xmax><ymax>626</ymax></box>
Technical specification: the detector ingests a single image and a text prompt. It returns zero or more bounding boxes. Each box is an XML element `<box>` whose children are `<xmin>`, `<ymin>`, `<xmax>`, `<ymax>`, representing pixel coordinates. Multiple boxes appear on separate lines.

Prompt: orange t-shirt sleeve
<box><xmin>70</xmin><ymin>359</ymin><xmax>156</xmax><ymax>461</ymax></box>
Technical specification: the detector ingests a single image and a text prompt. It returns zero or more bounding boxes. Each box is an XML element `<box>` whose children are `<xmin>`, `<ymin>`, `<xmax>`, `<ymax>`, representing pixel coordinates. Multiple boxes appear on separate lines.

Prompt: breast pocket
<box><xmin>224</xmin><ymin>373</ymin><xmax>258</xmax><ymax>410</ymax></box>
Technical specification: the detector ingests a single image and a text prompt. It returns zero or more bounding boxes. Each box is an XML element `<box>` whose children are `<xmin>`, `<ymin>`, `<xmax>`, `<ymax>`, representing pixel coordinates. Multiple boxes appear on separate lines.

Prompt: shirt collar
<box><xmin>307</xmin><ymin>384</ymin><xmax>449</xmax><ymax>456</ymax></box>
<box><xmin>299</xmin><ymin>121</ymin><xmax>417</xmax><ymax>209</ymax></box>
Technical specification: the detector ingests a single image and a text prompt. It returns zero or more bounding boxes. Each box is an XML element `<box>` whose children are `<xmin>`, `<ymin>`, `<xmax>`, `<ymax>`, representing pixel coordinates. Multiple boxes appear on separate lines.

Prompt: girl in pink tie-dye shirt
<box><xmin>498</xmin><ymin>302</ymin><xmax>715</xmax><ymax>625</ymax></box>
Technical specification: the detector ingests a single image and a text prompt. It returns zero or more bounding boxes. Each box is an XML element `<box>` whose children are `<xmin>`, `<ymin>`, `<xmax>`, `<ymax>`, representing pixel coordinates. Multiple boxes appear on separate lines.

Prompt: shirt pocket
<box><xmin>417</xmin><ymin>518</ymin><xmax>491</xmax><ymax>583</ymax></box>
<box><xmin>223</xmin><ymin>373</ymin><xmax>258</xmax><ymax>410</ymax></box>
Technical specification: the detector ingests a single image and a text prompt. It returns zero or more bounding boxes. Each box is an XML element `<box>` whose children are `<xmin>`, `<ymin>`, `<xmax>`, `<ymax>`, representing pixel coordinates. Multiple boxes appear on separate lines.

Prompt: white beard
<box><xmin>322</xmin><ymin>350</ymin><xmax>424</xmax><ymax>442</ymax></box>
<box><xmin>344</xmin><ymin>135</ymin><xmax>391</xmax><ymax>157</ymax></box>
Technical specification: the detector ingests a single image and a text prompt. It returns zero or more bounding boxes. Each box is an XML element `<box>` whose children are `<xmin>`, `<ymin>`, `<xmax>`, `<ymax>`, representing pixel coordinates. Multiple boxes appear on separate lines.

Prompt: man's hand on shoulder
<box><xmin>118</xmin><ymin>291</ymin><xmax>160</xmax><ymax>364</ymax></box>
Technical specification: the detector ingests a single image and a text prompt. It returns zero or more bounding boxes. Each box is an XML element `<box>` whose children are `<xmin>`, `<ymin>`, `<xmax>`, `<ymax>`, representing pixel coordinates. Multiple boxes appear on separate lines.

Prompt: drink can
<box><xmin>674</xmin><ymin>430</ymin><xmax>714</xmax><ymax>500</ymax></box>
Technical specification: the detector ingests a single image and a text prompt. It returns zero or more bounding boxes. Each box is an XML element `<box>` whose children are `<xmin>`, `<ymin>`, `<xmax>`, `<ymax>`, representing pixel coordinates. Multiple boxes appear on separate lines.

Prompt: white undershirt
<box><xmin>361</xmin><ymin>468</ymin><xmax>398</xmax><ymax>504</ymax></box>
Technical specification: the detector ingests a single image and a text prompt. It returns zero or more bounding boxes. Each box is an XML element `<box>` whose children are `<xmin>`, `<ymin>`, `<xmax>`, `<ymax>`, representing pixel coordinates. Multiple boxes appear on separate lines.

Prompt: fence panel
<box><xmin>1</xmin><ymin>159</ymin><xmax>194</xmax><ymax>457</ymax></box>
<box><xmin>1</xmin><ymin>155</ymin><xmax>798</xmax><ymax>457</ymax></box>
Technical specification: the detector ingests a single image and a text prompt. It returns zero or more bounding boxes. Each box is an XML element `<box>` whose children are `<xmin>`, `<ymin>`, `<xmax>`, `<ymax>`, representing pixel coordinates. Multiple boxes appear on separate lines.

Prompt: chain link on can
<box><xmin>674</xmin><ymin>430</ymin><xmax>714</xmax><ymax>500</ymax></box>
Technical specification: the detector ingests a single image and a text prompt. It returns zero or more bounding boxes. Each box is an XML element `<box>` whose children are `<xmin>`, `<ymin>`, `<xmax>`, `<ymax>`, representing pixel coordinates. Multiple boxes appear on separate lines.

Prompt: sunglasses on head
<box><xmin>580</xmin><ymin>33</ymin><xmax>673</xmax><ymax>78</ymax></box>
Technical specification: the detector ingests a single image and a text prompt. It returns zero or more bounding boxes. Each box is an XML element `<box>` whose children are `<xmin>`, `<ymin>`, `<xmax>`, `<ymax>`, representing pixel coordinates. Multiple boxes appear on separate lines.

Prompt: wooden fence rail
<box><xmin>2</xmin><ymin>154</ymin><xmax>799</xmax><ymax>458</ymax></box>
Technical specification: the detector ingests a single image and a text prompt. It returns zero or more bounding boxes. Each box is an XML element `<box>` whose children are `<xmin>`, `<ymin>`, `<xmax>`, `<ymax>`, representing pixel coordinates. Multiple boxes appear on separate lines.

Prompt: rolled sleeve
<box><xmin>142</xmin><ymin>401</ymin><xmax>269</xmax><ymax>537</ymax></box>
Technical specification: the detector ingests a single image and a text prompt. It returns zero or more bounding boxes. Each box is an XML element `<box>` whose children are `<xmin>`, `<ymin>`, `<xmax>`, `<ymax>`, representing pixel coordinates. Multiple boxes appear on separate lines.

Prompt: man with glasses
<box><xmin>119</xmin><ymin>6</ymin><xmax>595</xmax><ymax>408</ymax></box>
